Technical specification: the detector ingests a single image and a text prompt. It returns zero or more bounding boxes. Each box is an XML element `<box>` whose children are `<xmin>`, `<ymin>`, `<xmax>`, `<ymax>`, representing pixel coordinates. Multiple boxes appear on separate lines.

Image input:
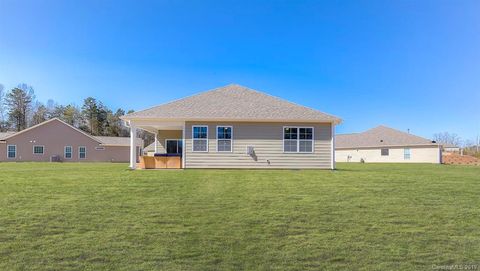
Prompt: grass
<box><xmin>0</xmin><ymin>163</ymin><xmax>479</xmax><ymax>270</ymax></box>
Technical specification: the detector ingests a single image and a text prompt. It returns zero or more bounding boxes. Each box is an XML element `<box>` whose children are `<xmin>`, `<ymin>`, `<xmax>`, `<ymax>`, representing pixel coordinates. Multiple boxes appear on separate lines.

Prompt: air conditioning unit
<box><xmin>50</xmin><ymin>155</ymin><xmax>61</xmax><ymax>162</ymax></box>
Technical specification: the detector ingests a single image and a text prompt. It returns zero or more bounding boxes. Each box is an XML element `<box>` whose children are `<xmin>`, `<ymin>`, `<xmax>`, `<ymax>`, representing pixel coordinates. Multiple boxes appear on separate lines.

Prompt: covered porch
<box><xmin>128</xmin><ymin>120</ymin><xmax>186</xmax><ymax>169</ymax></box>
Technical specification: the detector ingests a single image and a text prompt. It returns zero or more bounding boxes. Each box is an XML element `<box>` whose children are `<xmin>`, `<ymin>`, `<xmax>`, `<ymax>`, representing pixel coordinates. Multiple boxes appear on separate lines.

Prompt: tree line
<box><xmin>0</xmin><ymin>83</ymin><xmax>152</xmax><ymax>143</ymax></box>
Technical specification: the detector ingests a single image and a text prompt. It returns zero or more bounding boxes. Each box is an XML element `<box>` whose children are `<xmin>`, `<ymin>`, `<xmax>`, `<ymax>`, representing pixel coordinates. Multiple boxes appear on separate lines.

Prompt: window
<box><xmin>381</xmin><ymin>148</ymin><xmax>389</xmax><ymax>156</ymax></box>
<box><xmin>217</xmin><ymin>126</ymin><xmax>232</xmax><ymax>152</ymax></box>
<box><xmin>166</xmin><ymin>139</ymin><xmax>183</xmax><ymax>154</ymax></box>
<box><xmin>192</xmin><ymin>126</ymin><xmax>208</xmax><ymax>152</ymax></box>
<box><xmin>79</xmin><ymin>146</ymin><xmax>86</xmax><ymax>159</ymax></box>
<box><xmin>283</xmin><ymin>127</ymin><xmax>314</xmax><ymax>153</ymax></box>
<box><xmin>33</xmin><ymin>145</ymin><xmax>44</xmax><ymax>155</ymax></box>
<box><xmin>7</xmin><ymin>145</ymin><xmax>16</xmax><ymax>159</ymax></box>
<box><xmin>65</xmin><ymin>146</ymin><xmax>72</xmax><ymax>159</ymax></box>
<box><xmin>404</xmin><ymin>148</ymin><xmax>411</xmax><ymax>160</ymax></box>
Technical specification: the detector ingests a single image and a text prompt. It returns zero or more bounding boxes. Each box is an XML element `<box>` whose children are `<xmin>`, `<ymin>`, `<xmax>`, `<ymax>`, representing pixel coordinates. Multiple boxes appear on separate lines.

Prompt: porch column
<box><xmin>129</xmin><ymin>122</ymin><xmax>137</xmax><ymax>169</ymax></box>
<box><xmin>182</xmin><ymin>123</ymin><xmax>186</xmax><ymax>169</ymax></box>
<box><xmin>154</xmin><ymin>132</ymin><xmax>158</xmax><ymax>153</ymax></box>
<box><xmin>331</xmin><ymin>123</ymin><xmax>336</xmax><ymax>170</ymax></box>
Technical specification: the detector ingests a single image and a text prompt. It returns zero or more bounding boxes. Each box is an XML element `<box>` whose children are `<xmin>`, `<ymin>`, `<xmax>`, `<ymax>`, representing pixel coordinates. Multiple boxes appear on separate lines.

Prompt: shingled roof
<box><xmin>0</xmin><ymin>132</ymin><xmax>16</xmax><ymax>140</ymax></box>
<box><xmin>122</xmin><ymin>84</ymin><xmax>341</xmax><ymax>123</ymax></box>
<box><xmin>94</xmin><ymin>136</ymin><xmax>143</xmax><ymax>146</ymax></box>
<box><xmin>336</xmin><ymin>126</ymin><xmax>438</xmax><ymax>149</ymax></box>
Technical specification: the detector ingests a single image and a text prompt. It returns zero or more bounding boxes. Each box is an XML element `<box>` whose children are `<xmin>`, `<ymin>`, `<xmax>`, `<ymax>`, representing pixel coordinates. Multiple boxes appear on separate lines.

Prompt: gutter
<box><xmin>336</xmin><ymin>143</ymin><xmax>442</xmax><ymax>150</ymax></box>
<box><xmin>121</xmin><ymin>117</ymin><xmax>342</xmax><ymax>125</ymax></box>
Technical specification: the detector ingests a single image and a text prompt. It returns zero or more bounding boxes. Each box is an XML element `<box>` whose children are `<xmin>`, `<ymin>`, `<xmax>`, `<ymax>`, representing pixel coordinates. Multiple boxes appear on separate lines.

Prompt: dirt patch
<box><xmin>443</xmin><ymin>153</ymin><xmax>480</xmax><ymax>166</ymax></box>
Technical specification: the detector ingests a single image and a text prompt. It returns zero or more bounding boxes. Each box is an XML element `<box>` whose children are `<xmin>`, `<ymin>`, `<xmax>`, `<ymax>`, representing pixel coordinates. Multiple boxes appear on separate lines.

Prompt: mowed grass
<box><xmin>0</xmin><ymin>163</ymin><xmax>479</xmax><ymax>270</ymax></box>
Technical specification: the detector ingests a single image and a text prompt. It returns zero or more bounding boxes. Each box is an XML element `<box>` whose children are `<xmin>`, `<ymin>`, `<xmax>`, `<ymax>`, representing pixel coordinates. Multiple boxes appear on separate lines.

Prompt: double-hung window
<box><xmin>192</xmin><ymin>126</ymin><xmax>208</xmax><ymax>152</ymax></box>
<box><xmin>79</xmin><ymin>146</ymin><xmax>86</xmax><ymax>159</ymax></box>
<box><xmin>33</xmin><ymin>145</ymin><xmax>44</xmax><ymax>155</ymax></box>
<box><xmin>404</xmin><ymin>148</ymin><xmax>411</xmax><ymax>160</ymax></box>
<box><xmin>283</xmin><ymin>127</ymin><xmax>314</xmax><ymax>153</ymax></box>
<box><xmin>7</xmin><ymin>145</ymin><xmax>16</xmax><ymax>159</ymax></box>
<box><xmin>217</xmin><ymin>126</ymin><xmax>233</xmax><ymax>152</ymax></box>
<box><xmin>65</xmin><ymin>146</ymin><xmax>72</xmax><ymax>159</ymax></box>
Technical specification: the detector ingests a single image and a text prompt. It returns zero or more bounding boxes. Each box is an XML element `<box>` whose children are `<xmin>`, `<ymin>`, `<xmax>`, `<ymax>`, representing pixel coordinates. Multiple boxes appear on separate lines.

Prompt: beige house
<box><xmin>0</xmin><ymin>118</ymin><xmax>143</xmax><ymax>162</ymax></box>
<box><xmin>335</xmin><ymin>126</ymin><xmax>442</xmax><ymax>163</ymax></box>
<box><xmin>442</xmin><ymin>143</ymin><xmax>460</xmax><ymax>153</ymax></box>
<box><xmin>121</xmin><ymin>84</ymin><xmax>341</xmax><ymax>169</ymax></box>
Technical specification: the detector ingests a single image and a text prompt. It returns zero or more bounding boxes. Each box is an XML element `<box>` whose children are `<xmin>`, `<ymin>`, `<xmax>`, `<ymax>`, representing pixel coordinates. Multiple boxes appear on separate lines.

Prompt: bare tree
<box><xmin>433</xmin><ymin>132</ymin><xmax>461</xmax><ymax>147</ymax></box>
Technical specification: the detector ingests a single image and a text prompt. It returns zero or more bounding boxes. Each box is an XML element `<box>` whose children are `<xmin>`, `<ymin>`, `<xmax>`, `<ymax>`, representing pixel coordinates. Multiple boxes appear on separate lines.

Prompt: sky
<box><xmin>0</xmin><ymin>0</ymin><xmax>479</xmax><ymax>142</ymax></box>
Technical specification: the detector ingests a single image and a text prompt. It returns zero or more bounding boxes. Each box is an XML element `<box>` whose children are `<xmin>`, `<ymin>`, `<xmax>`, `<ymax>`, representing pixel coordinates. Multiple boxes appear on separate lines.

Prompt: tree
<box><xmin>31</xmin><ymin>102</ymin><xmax>48</xmax><ymax>125</ymax></box>
<box><xmin>96</xmin><ymin>102</ymin><xmax>109</xmax><ymax>136</ymax></box>
<box><xmin>0</xmin><ymin>84</ymin><xmax>8</xmax><ymax>131</ymax></box>
<box><xmin>81</xmin><ymin>97</ymin><xmax>100</xmax><ymax>135</ymax></box>
<box><xmin>433</xmin><ymin>132</ymin><xmax>462</xmax><ymax>147</ymax></box>
<box><xmin>63</xmin><ymin>104</ymin><xmax>82</xmax><ymax>127</ymax></box>
<box><xmin>6</xmin><ymin>85</ymin><xmax>35</xmax><ymax>131</ymax></box>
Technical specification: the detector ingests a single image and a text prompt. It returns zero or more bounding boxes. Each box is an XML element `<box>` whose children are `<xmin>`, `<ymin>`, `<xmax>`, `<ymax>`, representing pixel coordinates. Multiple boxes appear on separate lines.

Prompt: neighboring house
<box><xmin>143</xmin><ymin>142</ymin><xmax>156</xmax><ymax>156</ymax></box>
<box><xmin>0</xmin><ymin>118</ymin><xmax>143</xmax><ymax>162</ymax></box>
<box><xmin>335</xmin><ymin>126</ymin><xmax>442</xmax><ymax>163</ymax></box>
<box><xmin>121</xmin><ymin>84</ymin><xmax>341</xmax><ymax>169</ymax></box>
<box><xmin>441</xmin><ymin>143</ymin><xmax>461</xmax><ymax>153</ymax></box>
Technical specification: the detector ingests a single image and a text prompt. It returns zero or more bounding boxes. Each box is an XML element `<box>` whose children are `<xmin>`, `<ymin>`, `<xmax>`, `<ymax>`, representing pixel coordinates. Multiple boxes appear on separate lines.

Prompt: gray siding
<box><xmin>185</xmin><ymin>122</ymin><xmax>332</xmax><ymax>169</ymax></box>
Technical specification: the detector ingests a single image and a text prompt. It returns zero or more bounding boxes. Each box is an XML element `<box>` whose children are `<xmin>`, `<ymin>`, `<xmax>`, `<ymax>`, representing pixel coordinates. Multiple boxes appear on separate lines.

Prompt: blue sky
<box><xmin>1</xmin><ymin>0</ymin><xmax>479</xmax><ymax>141</ymax></box>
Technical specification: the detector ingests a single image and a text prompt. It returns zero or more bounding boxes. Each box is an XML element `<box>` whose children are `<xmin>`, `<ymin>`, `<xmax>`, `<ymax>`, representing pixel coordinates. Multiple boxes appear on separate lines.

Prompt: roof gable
<box><xmin>0</xmin><ymin>132</ymin><xmax>16</xmax><ymax>140</ymax></box>
<box><xmin>123</xmin><ymin>84</ymin><xmax>341</xmax><ymax>123</ymax></box>
<box><xmin>1</xmin><ymin>118</ymin><xmax>103</xmax><ymax>143</ymax></box>
<box><xmin>336</xmin><ymin>125</ymin><xmax>437</xmax><ymax>148</ymax></box>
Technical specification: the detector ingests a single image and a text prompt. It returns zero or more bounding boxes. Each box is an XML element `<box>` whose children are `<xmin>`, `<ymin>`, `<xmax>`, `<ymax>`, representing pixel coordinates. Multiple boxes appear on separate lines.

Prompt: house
<box><xmin>441</xmin><ymin>143</ymin><xmax>461</xmax><ymax>153</ymax></box>
<box><xmin>121</xmin><ymin>84</ymin><xmax>341</xmax><ymax>169</ymax></box>
<box><xmin>143</xmin><ymin>142</ymin><xmax>156</xmax><ymax>156</ymax></box>
<box><xmin>0</xmin><ymin>118</ymin><xmax>143</xmax><ymax>162</ymax></box>
<box><xmin>335</xmin><ymin>125</ymin><xmax>442</xmax><ymax>163</ymax></box>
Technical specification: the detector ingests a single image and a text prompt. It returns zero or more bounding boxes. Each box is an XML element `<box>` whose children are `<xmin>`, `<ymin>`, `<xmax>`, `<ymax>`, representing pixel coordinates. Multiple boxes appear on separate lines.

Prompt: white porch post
<box><xmin>182</xmin><ymin>122</ymin><xmax>186</xmax><ymax>169</ymax></box>
<box><xmin>331</xmin><ymin>123</ymin><xmax>336</xmax><ymax>170</ymax></box>
<box><xmin>154</xmin><ymin>132</ymin><xmax>158</xmax><ymax>153</ymax></box>
<box><xmin>129</xmin><ymin>122</ymin><xmax>137</xmax><ymax>169</ymax></box>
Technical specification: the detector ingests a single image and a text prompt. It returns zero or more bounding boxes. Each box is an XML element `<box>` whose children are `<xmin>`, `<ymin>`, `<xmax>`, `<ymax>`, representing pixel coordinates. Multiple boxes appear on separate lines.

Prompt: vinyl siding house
<box><xmin>442</xmin><ymin>143</ymin><xmax>461</xmax><ymax>153</ymax></box>
<box><xmin>0</xmin><ymin>118</ymin><xmax>143</xmax><ymax>162</ymax></box>
<box><xmin>335</xmin><ymin>126</ymin><xmax>442</xmax><ymax>163</ymax></box>
<box><xmin>121</xmin><ymin>84</ymin><xmax>341</xmax><ymax>169</ymax></box>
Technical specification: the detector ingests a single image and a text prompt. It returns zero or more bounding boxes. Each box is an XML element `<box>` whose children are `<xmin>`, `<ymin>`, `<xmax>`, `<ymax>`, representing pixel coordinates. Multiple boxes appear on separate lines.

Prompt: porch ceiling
<box><xmin>132</xmin><ymin>120</ymin><xmax>184</xmax><ymax>134</ymax></box>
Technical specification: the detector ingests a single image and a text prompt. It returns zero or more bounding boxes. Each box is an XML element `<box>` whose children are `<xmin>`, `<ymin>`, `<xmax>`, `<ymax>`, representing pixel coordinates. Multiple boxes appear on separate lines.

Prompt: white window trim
<box><xmin>192</xmin><ymin>125</ymin><xmax>208</xmax><ymax>153</ymax></box>
<box><xmin>216</xmin><ymin>125</ymin><xmax>233</xmax><ymax>153</ymax></box>
<box><xmin>165</xmin><ymin>139</ymin><xmax>183</xmax><ymax>154</ymax></box>
<box><xmin>7</xmin><ymin>145</ymin><xmax>16</xmax><ymax>159</ymax></box>
<box><xmin>404</xmin><ymin>148</ymin><xmax>411</xmax><ymax>160</ymax></box>
<box><xmin>64</xmin><ymin>146</ymin><xmax>73</xmax><ymax>159</ymax></box>
<box><xmin>283</xmin><ymin>126</ymin><xmax>315</xmax><ymax>153</ymax></box>
<box><xmin>78</xmin><ymin>146</ymin><xmax>87</xmax><ymax>159</ymax></box>
<box><xmin>33</xmin><ymin>145</ymin><xmax>45</xmax><ymax>155</ymax></box>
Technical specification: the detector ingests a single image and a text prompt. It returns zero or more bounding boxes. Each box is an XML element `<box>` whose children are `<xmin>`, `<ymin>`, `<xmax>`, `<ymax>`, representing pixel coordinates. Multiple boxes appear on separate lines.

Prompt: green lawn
<box><xmin>0</xmin><ymin>163</ymin><xmax>479</xmax><ymax>270</ymax></box>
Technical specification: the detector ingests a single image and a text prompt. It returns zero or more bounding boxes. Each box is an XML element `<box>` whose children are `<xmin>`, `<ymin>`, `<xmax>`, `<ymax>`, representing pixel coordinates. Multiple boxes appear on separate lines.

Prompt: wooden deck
<box><xmin>137</xmin><ymin>156</ymin><xmax>182</xmax><ymax>169</ymax></box>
